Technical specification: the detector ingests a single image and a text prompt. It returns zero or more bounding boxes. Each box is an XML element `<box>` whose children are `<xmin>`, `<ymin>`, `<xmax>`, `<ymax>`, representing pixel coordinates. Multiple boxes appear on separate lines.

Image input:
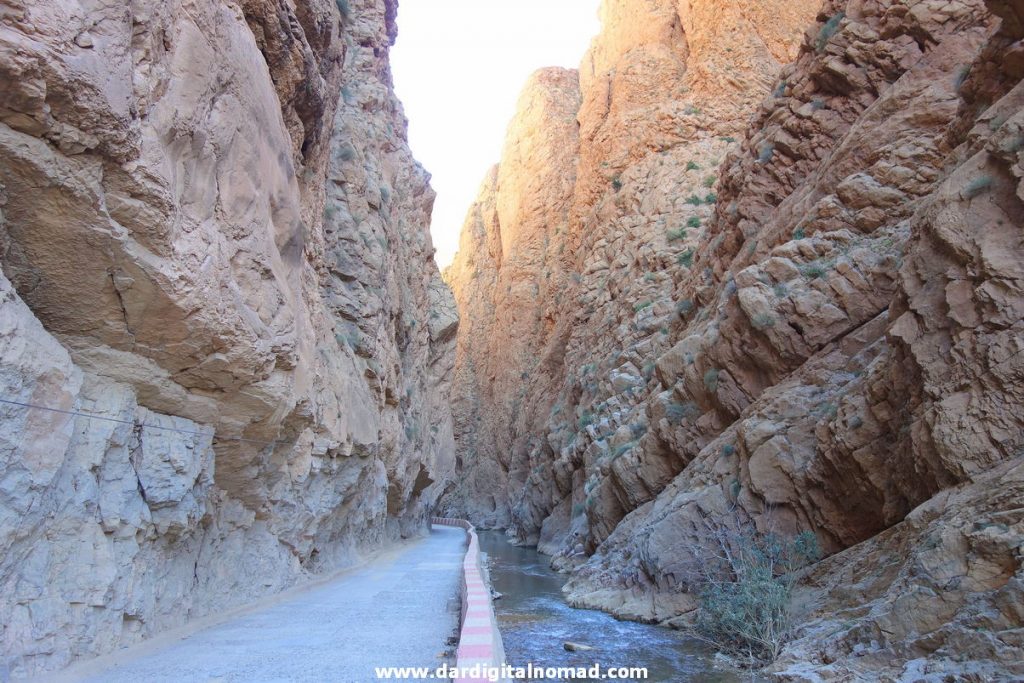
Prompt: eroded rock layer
<box><xmin>445</xmin><ymin>0</ymin><xmax>1024</xmax><ymax>678</ymax></box>
<box><xmin>0</xmin><ymin>0</ymin><xmax>456</xmax><ymax>676</ymax></box>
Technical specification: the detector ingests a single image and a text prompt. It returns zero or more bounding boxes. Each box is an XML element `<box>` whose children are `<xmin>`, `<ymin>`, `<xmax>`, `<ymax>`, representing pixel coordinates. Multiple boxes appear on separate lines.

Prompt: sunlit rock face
<box><xmin>0</xmin><ymin>0</ymin><xmax>456</xmax><ymax>676</ymax></box>
<box><xmin>442</xmin><ymin>67</ymin><xmax>582</xmax><ymax>527</ymax></box>
<box><xmin>445</xmin><ymin>0</ymin><xmax>1024</xmax><ymax>678</ymax></box>
<box><xmin>443</xmin><ymin>0</ymin><xmax>818</xmax><ymax>529</ymax></box>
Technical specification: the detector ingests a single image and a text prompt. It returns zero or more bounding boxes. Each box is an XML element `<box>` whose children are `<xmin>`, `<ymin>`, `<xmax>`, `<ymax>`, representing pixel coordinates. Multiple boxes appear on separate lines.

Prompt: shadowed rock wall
<box><xmin>0</xmin><ymin>0</ymin><xmax>456</xmax><ymax>676</ymax></box>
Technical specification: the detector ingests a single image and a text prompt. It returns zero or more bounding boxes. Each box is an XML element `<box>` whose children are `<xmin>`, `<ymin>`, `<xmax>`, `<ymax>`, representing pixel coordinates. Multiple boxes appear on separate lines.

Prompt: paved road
<box><xmin>52</xmin><ymin>526</ymin><xmax>466</xmax><ymax>683</ymax></box>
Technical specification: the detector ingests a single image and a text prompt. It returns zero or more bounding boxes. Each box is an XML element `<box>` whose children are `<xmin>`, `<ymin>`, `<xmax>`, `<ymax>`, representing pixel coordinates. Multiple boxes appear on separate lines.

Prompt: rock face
<box><xmin>444</xmin><ymin>0</ymin><xmax>817</xmax><ymax>531</ymax></box>
<box><xmin>443</xmin><ymin>67</ymin><xmax>582</xmax><ymax>527</ymax></box>
<box><xmin>0</xmin><ymin>0</ymin><xmax>456</xmax><ymax>677</ymax></box>
<box><xmin>445</xmin><ymin>0</ymin><xmax>1024</xmax><ymax>678</ymax></box>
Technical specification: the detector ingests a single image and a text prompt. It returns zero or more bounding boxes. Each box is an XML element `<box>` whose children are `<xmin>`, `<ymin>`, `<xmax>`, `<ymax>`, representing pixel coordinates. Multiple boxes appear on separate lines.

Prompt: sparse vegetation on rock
<box><xmin>443</xmin><ymin>0</ymin><xmax>1024</xmax><ymax>679</ymax></box>
<box><xmin>687</xmin><ymin>524</ymin><xmax>820</xmax><ymax>664</ymax></box>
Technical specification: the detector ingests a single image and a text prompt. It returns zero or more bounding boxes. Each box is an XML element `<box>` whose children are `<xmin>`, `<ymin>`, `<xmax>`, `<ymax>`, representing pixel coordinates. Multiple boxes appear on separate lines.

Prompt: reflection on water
<box><xmin>478</xmin><ymin>531</ymin><xmax>749</xmax><ymax>683</ymax></box>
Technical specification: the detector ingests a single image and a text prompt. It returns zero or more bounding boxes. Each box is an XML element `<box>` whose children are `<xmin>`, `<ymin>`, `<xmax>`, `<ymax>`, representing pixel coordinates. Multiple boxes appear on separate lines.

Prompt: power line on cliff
<box><xmin>0</xmin><ymin>397</ymin><xmax>288</xmax><ymax>447</ymax></box>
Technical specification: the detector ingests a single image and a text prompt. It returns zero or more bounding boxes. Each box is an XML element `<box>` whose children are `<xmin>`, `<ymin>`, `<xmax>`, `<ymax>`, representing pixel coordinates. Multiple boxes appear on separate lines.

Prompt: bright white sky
<box><xmin>391</xmin><ymin>0</ymin><xmax>601</xmax><ymax>268</ymax></box>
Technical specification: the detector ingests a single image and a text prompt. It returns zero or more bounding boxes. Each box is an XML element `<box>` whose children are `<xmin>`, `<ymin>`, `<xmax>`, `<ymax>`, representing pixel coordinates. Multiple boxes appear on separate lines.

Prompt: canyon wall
<box><xmin>0</xmin><ymin>0</ymin><xmax>456</xmax><ymax>677</ymax></box>
<box><xmin>444</xmin><ymin>0</ymin><xmax>816</xmax><ymax>528</ymax></box>
<box><xmin>443</xmin><ymin>67</ymin><xmax>582</xmax><ymax>526</ymax></box>
<box><xmin>445</xmin><ymin>0</ymin><xmax>1024</xmax><ymax>679</ymax></box>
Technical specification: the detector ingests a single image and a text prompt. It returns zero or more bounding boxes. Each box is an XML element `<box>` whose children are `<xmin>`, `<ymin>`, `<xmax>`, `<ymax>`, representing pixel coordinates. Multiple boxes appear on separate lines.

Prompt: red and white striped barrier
<box><xmin>432</xmin><ymin>517</ymin><xmax>507</xmax><ymax>683</ymax></box>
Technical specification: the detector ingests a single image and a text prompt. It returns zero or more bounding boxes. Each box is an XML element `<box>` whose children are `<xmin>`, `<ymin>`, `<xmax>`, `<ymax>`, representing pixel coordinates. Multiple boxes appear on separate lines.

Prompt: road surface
<box><xmin>50</xmin><ymin>525</ymin><xmax>466</xmax><ymax>683</ymax></box>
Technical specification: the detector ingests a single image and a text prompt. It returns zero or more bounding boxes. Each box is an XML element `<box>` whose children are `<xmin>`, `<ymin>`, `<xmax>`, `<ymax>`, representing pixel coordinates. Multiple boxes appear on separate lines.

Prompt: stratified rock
<box><xmin>446</xmin><ymin>0</ymin><xmax>1024</xmax><ymax>679</ymax></box>
<box><xmin>443</xmin><ymin>0</ymin><xmax>819</xmax><ymax>538</ymax></box>
<box><xmin>0</xmin><ymin>0</ymin><xmax>456</xmax><ymax>677</ymax></box>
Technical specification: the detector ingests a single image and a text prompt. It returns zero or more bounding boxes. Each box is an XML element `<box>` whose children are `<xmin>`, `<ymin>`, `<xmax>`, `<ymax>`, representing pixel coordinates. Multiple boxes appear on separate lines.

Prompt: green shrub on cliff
<box><xmin>963</xmin><ymin>175</ymin><xmax>993</xmax><ymax>199</ymax></box>
<box><xmin>703</xmin><ymin>368</ymin><xmax>720</xmax><ymax>393</ymax></box>
<box><xmin>816</xmin><ymin>12</ymin><xmax>844</xmax><ymax>52</ymax></box>
<box><xmin>666</xmin><ymin>401</ymin><xmax>700</xmax><ymax>423</ymax></box>
<box><xmin>642</xmin><ymin>361</ymin><xmax>656</xmax><ymax>380</ymax></box>
<box><xmin>799</xmin><ymin>262</ymin><xmax>827</xmax><ymax>280</ymax></box>
<box><xmin>690</xmin><ymin>527</ymin><xmax>820</xmax><ymax>664</ymax></box>
<box><xmin>954</xmin><ymin>64</ymin><xmax>971</xmax><ymax>92</ymax></box>
<box><xmin>612</xmin><ymin>442</ymin><xmax>635</xmax><ymax>459</ymax></box>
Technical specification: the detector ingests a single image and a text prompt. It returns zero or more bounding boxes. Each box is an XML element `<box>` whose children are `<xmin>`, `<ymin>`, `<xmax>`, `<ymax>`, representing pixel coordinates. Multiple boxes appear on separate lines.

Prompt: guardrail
<box><xmin>432</xmin><ymin>517</ymin><xmax>507</xmax><ymax>683</ymax></box>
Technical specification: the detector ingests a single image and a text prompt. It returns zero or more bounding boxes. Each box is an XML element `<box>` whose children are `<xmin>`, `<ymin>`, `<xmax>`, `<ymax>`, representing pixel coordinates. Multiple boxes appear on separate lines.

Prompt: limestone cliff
<box><xmin>0</xmin><ymin>0</ymin><xmax>456</xmax><ymax>677</ymax></box>
<box><xmin>444</xmin><ymin>0</ymin><xmax>817</xmax><ymax>529</ymax></box>
<box><xmin>443</xmin><ymin>67</ymin><xmax>582</xmax><ymax>527</ymax></box>
<box><xmin>445</xmin><ymin>0</ymin><xmax>1024</xmax><ymax>678</ymax></box>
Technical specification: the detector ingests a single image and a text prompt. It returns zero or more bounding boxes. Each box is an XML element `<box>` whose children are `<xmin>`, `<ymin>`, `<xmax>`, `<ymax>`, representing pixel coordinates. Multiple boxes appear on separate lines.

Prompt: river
<box><xmin>477</xmin><ymin>531</ymin><xmax>751</xmax><ymax>682</ymax></box>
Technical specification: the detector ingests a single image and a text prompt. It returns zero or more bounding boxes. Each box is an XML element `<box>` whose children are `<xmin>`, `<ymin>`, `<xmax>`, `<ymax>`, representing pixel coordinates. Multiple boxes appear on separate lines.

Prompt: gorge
<box><xmin>1</xmin><ymin>0</ymin><xmax>1022</xmax><ymax>680</ymax></box>
<box><xmin>443</xmin><ymin>0</ymin><xmax>1024</xmax><ymax>680</ymax></box>
<box><xmin>1</xmin><ymin>0</ymin><xmax>455</xmax><ymax>677</ymax></box>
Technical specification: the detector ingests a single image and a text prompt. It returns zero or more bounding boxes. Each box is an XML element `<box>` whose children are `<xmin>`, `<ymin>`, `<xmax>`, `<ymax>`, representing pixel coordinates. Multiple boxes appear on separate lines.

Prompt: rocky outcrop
<box><xmin>446</xmin><ymin>0</ymin><xmax>1024</xmax><ymax>679</ymax></box>
<box><xmin>443</xmin><ymin>0</ymin><xmax>818</xmax><ymax>532</ymax></box>
<box><xmin>0</xmin><ymin>0</ymin><xmax>455</xmax><ymax>677</ymax></box>
<box><xmin>442</xmin><ymin>67</ymin><xmax>582</xmax><ymax>527</ymax></box>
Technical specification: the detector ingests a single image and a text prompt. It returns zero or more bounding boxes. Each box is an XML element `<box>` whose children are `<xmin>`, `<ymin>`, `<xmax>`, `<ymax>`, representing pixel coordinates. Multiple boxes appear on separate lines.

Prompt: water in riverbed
<box><xmin>477</xmin><ymin>531</ymin><xmax>750</xmax><ymax>683</ymax></box>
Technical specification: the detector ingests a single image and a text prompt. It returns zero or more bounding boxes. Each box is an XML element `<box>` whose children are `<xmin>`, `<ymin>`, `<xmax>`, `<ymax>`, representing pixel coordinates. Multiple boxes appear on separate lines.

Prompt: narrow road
<box><xmin>51</xmin><ymin>525</ymin><xmax>466</xmax><ymax>683</ymax></box>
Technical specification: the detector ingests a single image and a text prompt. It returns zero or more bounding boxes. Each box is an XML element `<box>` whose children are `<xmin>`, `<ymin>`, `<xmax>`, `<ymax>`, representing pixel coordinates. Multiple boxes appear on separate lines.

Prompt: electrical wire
<box><xmin>0</xmin><ymin>397</ymin><xmax>286</xmax><ymax>446</ymax></box>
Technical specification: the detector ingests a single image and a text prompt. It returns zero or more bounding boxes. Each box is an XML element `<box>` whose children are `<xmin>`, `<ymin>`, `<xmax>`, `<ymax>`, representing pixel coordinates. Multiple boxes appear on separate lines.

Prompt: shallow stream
<box><xmin>478</xmin><ymin>531</ymin><xmax>750</xmax><ymax>682</ymax></box>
